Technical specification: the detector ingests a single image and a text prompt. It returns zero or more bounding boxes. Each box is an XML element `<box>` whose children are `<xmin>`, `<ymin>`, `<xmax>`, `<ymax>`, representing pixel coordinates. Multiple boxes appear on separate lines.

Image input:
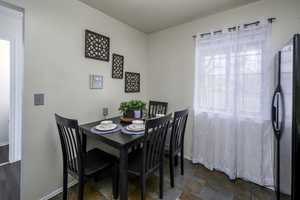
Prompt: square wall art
<box><xmin>112</xmin><ymin>53</ymin><xmax>124</xmax><ymax>79</ymax></box>
<box><xmin>85</xmin><ymin>29</ymin><xmax>110</xmax><ymax>62</ymax></box>
<box><xmin>125</xmin><ymin>72</ymin><xmax>140</xmax><ymax>93</ymax></box>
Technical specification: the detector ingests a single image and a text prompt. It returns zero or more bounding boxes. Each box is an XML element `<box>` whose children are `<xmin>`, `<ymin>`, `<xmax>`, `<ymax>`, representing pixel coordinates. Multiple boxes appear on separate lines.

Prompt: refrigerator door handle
<box><xmin>272</xmin><ymin>104</ymin><xmax>277</xmax><ymax>128</ymax></box>
<box><xmin>271</xmin><ymin>90</ymin><xmax>280</xmax><ymax>134</ymax></box>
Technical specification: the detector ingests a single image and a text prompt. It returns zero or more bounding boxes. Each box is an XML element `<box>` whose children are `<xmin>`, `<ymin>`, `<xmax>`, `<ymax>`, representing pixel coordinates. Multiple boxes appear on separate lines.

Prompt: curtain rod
<box><xmin>192</xmin><ymin>17</ymin><xmax>276</xmax><ymax>39</ymax></box>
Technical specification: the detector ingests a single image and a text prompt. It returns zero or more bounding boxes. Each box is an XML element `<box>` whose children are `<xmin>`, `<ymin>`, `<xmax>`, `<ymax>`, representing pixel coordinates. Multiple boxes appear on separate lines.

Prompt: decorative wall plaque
<box><xmin>125</xmin><ymin>72</ymin><xmax>140</xmax><ymax>93</ymax></box>
<box><xmin>90</xmin><ymin>75</ymin><xmax>103</xmax><ymax>89</ymax></box>
<box><xmin>85</xmin><ymin>30</ymin><xmax>110</xmax><ymax>62</ymax></box>
<box><xmin>112</xmin><ymin>53</ymin><xmax>124</xmax><ymax>79</ymax></box>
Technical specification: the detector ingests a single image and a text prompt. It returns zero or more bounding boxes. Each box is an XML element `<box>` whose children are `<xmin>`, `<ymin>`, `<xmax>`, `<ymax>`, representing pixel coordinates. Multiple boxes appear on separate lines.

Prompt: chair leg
<box><xmin>175</xmin><ymin>155</ymin><xmax>179</xmax><ymax>166</ymax></box>
<box><xmin>159</xmin><ymin>164</ymin><xmax>164</xmax><ymax>199</ymax></box>
<box><xmin>94</xmin><ymin>175</ymin><xmax>99</xmax><ymax>182</ymax></box>
<box><xmin>140</xmin><ymin>175</ymin><xmax>146</xmax><ymax>200</ymax></box>
<box><xmin>169</xmin><ymin>155</ymin><xmax>175</xmax><ymax>188</ymax></box>
<box><xmin>181</xmin><ymin>149</ymin><xmax>184</xmax><ymax>175</ymax></box>
<box><xmin>78</xmin><ymin>175</ymin><xmax>84</xmax><ymax>200</ymax></box>
<box><xmin>63</xmin><ymin>167</ymin><xmax>68</xmax><ymax>200</ymax></box>
<box><xmin>112</xmin><ymin>163</ymin><xmax>119</xmax><ymax>199</ymax></box>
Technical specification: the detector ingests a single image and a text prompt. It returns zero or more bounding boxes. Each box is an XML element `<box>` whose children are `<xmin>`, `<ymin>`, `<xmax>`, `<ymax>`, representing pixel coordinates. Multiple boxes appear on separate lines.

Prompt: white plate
<box><xmin>126</xmin><ymin>124</ymin><xmax>145</xmax><ymax>132</ymax></box>
<box><xmin>95</xmin><ymin>123</ymin><xmax>117</xmax><ymax>131</ymax></box>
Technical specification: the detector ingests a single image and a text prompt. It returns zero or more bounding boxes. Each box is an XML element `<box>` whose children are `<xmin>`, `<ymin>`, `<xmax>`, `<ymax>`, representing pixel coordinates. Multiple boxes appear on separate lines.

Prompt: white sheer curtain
<box><xmin>192</xmin><ymin>19</ymin><xmax>274</xmax><ymax>186</ymax></box>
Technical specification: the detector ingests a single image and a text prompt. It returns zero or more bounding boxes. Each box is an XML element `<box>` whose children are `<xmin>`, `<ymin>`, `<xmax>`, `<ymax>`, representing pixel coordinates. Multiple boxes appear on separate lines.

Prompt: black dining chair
<box><xmin>126</xmin><ymin>114</ymin><xmax>172</xmax><ymax>200</ymax></box>
<box><xmin>166</xmin><ymin>109</ymin><xmax>188</xmax><ymax>188</ymax></box>
<box><xmin>148</xmin><ymin>100</ymin><xmax>168</xmax><ymax>118</ymax></box>
<box><xmin>55</xmin><ymin>114</ymin><xmax>118</xmax><ymax>200</ymax></box>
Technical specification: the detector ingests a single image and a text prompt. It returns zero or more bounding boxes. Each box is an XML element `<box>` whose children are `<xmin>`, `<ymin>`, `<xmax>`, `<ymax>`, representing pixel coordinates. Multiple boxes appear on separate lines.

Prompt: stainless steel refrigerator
<box><xmin>272</xmin><ymin>34</ymin><xmax>300</xmax><ymax>200</ymax></box>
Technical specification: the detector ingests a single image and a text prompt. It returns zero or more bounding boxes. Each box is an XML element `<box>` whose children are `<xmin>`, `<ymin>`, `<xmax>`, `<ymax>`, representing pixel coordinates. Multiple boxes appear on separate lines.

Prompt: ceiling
<box><xmin>79</xmin><ymin>0</ymin><xmax>259</xmax><ymax>33</ymax></box>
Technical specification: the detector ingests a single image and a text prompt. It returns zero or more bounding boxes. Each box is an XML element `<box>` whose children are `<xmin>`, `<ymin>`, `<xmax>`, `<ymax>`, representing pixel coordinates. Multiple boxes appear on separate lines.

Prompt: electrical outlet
<box><xmin>103</xmin><ymin>107</ymin><xmax>108</xmax><ymax>117</ymax></box>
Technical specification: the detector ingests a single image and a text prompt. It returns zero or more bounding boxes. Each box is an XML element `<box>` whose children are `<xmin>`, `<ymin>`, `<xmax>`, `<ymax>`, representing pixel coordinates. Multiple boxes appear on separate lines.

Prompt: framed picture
<box><xmin>90</xmin><ymin>75</ymin><xmax>103</xmax><ymax>89</ymax></box>
<box><xmin>112</xmin><ymin>53</ymin><xmax>124</xmax><ymax>79</ymax></box>
<box><xmin>125</xmin><ymin>72</ymin><xmax>140</xmax><ymax>93</ymax></box>
<box><xmin>85</xmin><ymin>30</ymin><xmax>110</xmax><ymax>62</ymax></box>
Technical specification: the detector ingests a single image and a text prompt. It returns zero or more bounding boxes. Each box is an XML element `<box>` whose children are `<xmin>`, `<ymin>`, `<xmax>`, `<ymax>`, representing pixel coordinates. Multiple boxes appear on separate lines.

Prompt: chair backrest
<box><xmin>148</xmin><ymin>101</ymin><xmax>168</xmax><ymax>118</ymax></box>
<box><xmin>170</xmin><ymin>109</ymin><xmax>189</xmax><ymax>154</ymax></box>
<box><xmin>142</xmin><ymin>114</ymin><xmax>172</xmax><ymax>173</ymax></box>
<box><xmin>55</xmin><ymin>114</ymin><xmax>82</xmax><ymax>176</ymax></box>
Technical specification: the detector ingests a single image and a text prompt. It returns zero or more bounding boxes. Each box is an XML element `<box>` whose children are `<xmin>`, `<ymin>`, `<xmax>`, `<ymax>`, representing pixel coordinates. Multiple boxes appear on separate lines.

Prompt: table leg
<box><xmin>120</xmin><ymin>147</ymin><xmax>128</xmax><ymax>200</ymax></box>
<box><xmin>81</xmin><ymin>130</ymin><xmax>87</xmax><ymax>154</ymax></box>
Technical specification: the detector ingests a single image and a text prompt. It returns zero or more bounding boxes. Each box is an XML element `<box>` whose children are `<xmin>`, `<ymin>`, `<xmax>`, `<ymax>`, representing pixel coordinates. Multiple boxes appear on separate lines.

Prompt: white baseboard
<box><xmin>40</xmin><ymin>180</ymin><xmax>78</xmax><ymax>200</ymax></box>
<box><xmin>184</xmin><ymin>154</ymin><xmax>192</xmax><ymax>160</ymax></box>
<box><xmin>0</xmin><ymin>162</ymin><xmax>10</xmax><ymax>167</ymax></box>
<box><xmin>0</xmin><ymin>142</ymin><xmax>9</xmax><ymax>147</ymax></box>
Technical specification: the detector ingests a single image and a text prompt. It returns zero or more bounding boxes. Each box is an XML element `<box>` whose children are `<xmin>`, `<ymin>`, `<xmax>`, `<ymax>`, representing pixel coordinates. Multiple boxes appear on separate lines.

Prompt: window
<box><xmin>236</xmin><ymin>50</ymin><xmax>262</xmax><ymax>115</ymax></box>
<box><xmin>194</xmin><ymin>27</ymin><xmax>270</xmax><ymax>119</ymax></box>
<box><xmin>192</xmin><ymin>21</ymin><xmax>273</xmax><ymax>188</ymax></box>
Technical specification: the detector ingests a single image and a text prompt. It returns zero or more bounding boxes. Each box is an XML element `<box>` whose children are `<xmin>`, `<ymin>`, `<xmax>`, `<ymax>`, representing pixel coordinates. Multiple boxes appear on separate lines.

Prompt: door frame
<box><xmin>0</xmin><ymin>2</ymin><xmax>24</xmax><ymax>163</ymax></box>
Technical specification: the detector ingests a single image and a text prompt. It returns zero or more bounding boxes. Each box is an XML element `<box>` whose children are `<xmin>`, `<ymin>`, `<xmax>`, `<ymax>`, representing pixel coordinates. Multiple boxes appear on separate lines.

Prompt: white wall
<box><xmin>2</xmin><ymin>0</ymin><xmax>300</xmax><ymax>199</ymax></box>
<box><xmin>3</xmin><ymin>0</ymin><xmax>149</xmax><ymax>199</ymax></box>
<box><xmin>148</xmin><ymin>0</ymin><xmax>300</xmax><ymax>159</ymax></box>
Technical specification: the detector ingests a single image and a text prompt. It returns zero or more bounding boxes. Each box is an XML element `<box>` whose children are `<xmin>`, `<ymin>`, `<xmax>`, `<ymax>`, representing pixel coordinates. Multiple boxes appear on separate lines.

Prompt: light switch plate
<box><xmin>90</xmin><ymin>75</ymin><xmax>103</xmax><ymax>89</ymax></box>
<box><xmin>34</xmin><ymin>93</ymin><xmax>44</xmax><ymax>106</ymax></box>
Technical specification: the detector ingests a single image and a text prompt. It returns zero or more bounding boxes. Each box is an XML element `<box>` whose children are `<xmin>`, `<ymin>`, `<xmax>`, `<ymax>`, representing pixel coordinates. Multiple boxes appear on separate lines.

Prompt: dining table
<box><xmin>79</xmin><ymin>116</ymin><xmax>147</xmax><ymax>200</ymax></box>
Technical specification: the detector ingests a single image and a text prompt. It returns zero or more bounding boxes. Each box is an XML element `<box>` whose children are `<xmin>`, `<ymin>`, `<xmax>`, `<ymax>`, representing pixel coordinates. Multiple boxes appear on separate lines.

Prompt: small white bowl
<box><xmin>132</xmin><ymin>120</ymin><xmax>144</xmax><ymax>125</ymax></box>
<box><xmin>155</xmin><ymin>114</ymin><xmax>165</xmax><ymax>118</ymax></box>
<box><xmin>100</xmin><ymin>120</ymin><xmax>113</xmax><ymax>125</ymax></box>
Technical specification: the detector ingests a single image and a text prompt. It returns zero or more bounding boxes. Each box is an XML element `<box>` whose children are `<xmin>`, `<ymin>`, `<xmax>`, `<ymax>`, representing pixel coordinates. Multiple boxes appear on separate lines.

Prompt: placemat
<box><xmin>91</xmin><ymin>124</ymin><xmax>122</xmax><ymax>135</ymax></box>
<box><xmin>121</xmin><ymin>126</ymin><xmax>144</xmax><ymax>135</ymax></box>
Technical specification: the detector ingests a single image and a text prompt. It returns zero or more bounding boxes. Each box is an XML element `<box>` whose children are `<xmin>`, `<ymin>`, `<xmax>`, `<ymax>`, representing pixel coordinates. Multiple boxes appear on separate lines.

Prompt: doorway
<box><xmin>0</xmin><ymin>39</ymin><xmax>10</xmax><ymax>164</ymax></box>
<box><xmin>0</xmin><ymin>2</ymin><xmax>23</xmax><ymax>200</ymax></box>
<box><xmin>0</xmin><ymin>1</ymin><xmax>23</xmax><ymax>165</ymax></box>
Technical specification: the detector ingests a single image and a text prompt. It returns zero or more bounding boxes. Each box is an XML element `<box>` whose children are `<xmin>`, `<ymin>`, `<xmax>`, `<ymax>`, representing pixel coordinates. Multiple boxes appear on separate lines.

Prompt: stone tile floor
<box><xmin>51</xmin><ymin>159</ymin><xmax>290</xmax><ymax>200</ymax></box>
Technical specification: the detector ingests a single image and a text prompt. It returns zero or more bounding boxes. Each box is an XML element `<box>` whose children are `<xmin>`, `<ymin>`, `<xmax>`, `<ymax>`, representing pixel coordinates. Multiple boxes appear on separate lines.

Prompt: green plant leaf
<box><xmin>118</xmin><ymin>100</ymin><xmax>147</xmax><ymax>113</ymax></box>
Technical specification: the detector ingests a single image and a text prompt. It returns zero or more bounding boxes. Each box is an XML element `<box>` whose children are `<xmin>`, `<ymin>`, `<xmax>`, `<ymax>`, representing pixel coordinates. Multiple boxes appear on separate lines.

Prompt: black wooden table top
<box><xmin>79</xmin><ymin>116</ymin><xmax>145</xmax><ymax>149</ymax></box>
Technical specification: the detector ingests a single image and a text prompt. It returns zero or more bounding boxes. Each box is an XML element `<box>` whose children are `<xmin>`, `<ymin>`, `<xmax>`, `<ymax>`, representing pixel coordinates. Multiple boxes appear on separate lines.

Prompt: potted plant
<box><xmin>119</xmin><ymin>100</ymin><xmax>146</xmax><ymax>119</ymax></box>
